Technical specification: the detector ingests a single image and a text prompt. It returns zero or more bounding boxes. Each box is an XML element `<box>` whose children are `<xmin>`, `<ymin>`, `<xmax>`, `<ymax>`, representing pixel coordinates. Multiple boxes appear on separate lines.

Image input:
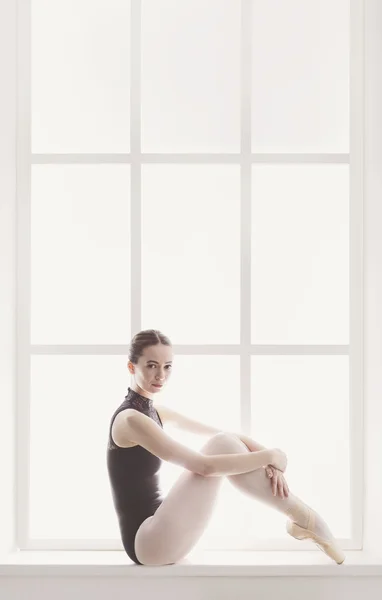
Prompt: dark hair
<box><xmin>128</xmin><ymin>329</ymin><xmax>172</xmax><ymax>365</ymax></box>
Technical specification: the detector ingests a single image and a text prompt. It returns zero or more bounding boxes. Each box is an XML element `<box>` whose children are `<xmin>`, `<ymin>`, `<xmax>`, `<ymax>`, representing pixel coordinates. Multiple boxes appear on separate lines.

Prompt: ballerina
<box><xmin>107</xmin><ymin>329</ymin><xmax>345</xmax><ymax>566</ymax></box>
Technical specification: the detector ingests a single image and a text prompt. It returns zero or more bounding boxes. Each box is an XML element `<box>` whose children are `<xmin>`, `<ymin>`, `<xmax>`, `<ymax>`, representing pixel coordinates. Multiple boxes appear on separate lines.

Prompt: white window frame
<box><xmin>15</xmin><ymin>0</ymin><xmax>364</xmax><ymax>551</ymax></box>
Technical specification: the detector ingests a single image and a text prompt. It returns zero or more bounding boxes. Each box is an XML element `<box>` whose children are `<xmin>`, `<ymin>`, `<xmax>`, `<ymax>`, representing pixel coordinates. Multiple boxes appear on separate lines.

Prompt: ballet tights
<box><xmin>134</xmin><ymin>431</ymin><xmax>336</xmax><ymax>566</ymax></box>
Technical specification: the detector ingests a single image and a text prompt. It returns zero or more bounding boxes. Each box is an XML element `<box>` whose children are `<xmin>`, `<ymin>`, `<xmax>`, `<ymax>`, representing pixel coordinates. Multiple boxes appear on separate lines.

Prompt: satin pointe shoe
<box><xmin>286</xmin><ymin>510</ymin><xmax>346</xmax><ymax>565</ymax></box>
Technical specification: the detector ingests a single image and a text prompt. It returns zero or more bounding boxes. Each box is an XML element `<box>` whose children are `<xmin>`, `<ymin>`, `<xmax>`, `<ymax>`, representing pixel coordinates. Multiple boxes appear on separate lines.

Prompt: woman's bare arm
<box><xmin>123</xmin><ymin>410</ymin><xmax>276</xmax><ymax>477</ymax></box>
<box><xmin>155</xmin><ymin>404</ymin><xmax>223</xmax><ymax>436</ymax></box>
<box><xmin>155</xmin><ymin>405</ymin><xmax>269</xmax><ymax>453</ymax></box>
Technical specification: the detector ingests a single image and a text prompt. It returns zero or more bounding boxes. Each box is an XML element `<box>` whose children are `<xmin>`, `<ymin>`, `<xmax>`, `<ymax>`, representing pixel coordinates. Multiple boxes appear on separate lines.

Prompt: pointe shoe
<box><xmin>286</xmin><ymin>511</ymin><xmax>345</xmax><ymax>565</ymax></box>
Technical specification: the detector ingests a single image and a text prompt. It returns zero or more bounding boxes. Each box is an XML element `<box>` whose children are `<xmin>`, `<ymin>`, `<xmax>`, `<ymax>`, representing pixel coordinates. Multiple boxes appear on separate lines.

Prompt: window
<box><xmin>17</xmin><ymin>0</ymin><xmax>363</xmax><ymax>551</ymax></box>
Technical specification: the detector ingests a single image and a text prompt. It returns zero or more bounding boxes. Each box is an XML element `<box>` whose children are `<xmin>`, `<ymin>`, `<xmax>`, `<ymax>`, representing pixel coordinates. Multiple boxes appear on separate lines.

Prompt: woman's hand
<box><xmin>265</xmin><ymin>465</ymin><xmax>290</xmax><ymax>499</ymax></box>
<box><xmin>269</xmin><ymin>448</ymin><xmax>288</xmax><ymax>472</ymax></box>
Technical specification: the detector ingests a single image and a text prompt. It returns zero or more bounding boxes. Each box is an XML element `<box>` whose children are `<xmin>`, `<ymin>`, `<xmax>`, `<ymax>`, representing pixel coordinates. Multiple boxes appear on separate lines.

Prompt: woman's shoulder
<box><xmin>111</xmin><ymin>408</ymin><xmax>139</xmax><ymax>448</ymax></box>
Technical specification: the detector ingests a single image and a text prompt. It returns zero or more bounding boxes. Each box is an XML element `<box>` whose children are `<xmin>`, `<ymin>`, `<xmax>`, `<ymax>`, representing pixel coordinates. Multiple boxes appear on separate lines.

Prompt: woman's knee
<box><xmin>201</xmin><ymin>431</ymin><xmax>248</xmax><ymax>455</ymax></box>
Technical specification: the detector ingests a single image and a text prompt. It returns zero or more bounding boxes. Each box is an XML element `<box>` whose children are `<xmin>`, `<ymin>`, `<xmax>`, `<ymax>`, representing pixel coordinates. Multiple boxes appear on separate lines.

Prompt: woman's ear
<box><xmin>127</xmin><ymin>361</ymin><xmax>135</xmax><ymax>375</ymax></box>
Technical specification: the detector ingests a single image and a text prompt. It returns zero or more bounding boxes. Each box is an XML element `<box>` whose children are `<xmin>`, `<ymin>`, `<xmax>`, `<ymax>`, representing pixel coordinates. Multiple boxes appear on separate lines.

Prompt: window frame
<box><xmin>15</xmin><ymin>0</ymin><xmax>364</xmax><ymax>551</ymax></box>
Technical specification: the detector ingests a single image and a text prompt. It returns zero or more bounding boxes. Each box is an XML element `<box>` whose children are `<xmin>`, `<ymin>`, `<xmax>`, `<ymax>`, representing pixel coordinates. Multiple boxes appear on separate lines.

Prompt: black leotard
<box><xmin>106</xmin><ymin>387</ymin><xmax>164</xmax><ymax>564</ymax></box>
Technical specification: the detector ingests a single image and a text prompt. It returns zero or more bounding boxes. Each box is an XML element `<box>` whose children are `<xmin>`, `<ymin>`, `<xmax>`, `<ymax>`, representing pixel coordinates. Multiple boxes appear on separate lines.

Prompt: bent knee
<box><xmin>201</xmin><ymin>431</ymin><xmax>248</xmax><ymax>455</ymax></box>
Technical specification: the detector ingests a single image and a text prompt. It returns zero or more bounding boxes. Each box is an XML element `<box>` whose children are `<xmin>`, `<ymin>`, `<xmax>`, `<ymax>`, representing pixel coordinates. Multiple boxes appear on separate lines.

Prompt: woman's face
<box><xmin>128</xmin><ymin>343</ymin><xmax>173</xmax><ymax>395</ymax></box>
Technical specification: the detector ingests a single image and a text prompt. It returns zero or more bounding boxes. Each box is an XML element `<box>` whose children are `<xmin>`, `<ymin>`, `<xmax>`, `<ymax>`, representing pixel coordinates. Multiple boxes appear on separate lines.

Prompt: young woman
<box><xmin>107</xmin><ymin>329</ymin><xmax>345</xmax><ymax>566</ymax></box>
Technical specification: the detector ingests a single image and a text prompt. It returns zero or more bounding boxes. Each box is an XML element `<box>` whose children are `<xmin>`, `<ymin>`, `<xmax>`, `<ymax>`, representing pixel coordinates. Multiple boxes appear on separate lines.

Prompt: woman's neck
<box><xmin>130</xmin><ymin>382</ymin><xmax>154</xmax><ymax>401</ymax></box>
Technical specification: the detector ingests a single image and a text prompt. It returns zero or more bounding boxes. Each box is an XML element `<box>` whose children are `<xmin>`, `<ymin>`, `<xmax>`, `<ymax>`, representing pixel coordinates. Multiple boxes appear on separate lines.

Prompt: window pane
<box><xmin>246</xmin><ymin>355</ymin><xmax>350</xmax><ymax>539</ymax></box>
<box><xmin>251</xmin><ymin>164</ymin><xmax>349</xmax><ymax>344</ymax></box>
<box><xmin>32</xmin><ymin>0</ymin><xmax>131</xmax><ymax>153</ymax></box>
<box><xmin>141</xmin><ymin>0</ymin><xmax>240</xmax><ymax>152</ymax></box>
<box><xmin>30</xmin><ymin>355</ymin><xmax>129</xmax><ymax>539</ymax></box>
<box><xmin>157</xmin><ymin>355</ymin><xmax>242</xmax><ymax>549</ymax></box>
<box><xmin>252</xmin><ymin>0</ymin><xmax>349</xmax><ymax>152</ymax></box>
<box><xmin>141</xmin><ymin>165</ymin><xmax>241</xmax><ymax>344</ymax></box>
<box><xmin>31</xmin><ymin>165</ymin><xmax>131</xmax><ymax>344</ymax></box>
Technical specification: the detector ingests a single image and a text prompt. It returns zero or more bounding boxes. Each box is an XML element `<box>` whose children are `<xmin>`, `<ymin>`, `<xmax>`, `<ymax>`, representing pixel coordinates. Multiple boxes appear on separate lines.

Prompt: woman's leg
<box><xmin>134</xmin><ymin>432</ymin><xmax>337</xmax><ymax>566</ymax></box>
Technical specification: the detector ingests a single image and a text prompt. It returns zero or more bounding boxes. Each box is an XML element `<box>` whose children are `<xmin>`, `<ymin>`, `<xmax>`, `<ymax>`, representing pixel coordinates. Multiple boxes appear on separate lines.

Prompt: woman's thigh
<box><xmin>134</xmin><ymin>432</ymin><xmax>249</xmax><ymax>566</ymax></box>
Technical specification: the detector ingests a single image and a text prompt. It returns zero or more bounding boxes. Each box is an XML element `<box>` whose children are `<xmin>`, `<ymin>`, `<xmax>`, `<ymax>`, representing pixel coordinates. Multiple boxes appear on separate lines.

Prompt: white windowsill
<box><xmin>1</xmin><ymin>550</ymin><xmax>382</xmax><ymax>577</ymax></box>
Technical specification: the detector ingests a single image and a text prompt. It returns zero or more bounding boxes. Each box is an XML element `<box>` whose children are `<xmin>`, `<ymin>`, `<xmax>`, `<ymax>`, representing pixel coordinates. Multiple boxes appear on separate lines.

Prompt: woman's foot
<box><xmin>286</xmin><ymin>509</ymin><xmax>345</xmax><ymax>564</ymax></box>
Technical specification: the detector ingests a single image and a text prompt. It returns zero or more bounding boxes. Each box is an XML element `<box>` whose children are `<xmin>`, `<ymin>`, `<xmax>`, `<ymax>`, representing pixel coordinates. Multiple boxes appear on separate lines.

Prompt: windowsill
<box><xmin>1</xmin><ymin>550</ymin><xmax>382</xmax><ymax>577</ymax></box>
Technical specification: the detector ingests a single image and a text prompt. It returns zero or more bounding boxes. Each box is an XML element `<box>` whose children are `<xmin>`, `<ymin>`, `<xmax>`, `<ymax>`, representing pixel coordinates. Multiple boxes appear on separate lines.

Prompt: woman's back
<box><xmin>106</xmin><ymin>387</ymin><xmax>164</xmax><ymax>563</ymax></box>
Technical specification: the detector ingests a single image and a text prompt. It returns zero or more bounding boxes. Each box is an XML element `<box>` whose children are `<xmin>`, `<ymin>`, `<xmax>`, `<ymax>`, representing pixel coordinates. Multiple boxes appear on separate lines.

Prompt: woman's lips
<box><xmin>152</xmin><ymin>383</ymin><xmax>163</xmax><ymax>387</ymax></box>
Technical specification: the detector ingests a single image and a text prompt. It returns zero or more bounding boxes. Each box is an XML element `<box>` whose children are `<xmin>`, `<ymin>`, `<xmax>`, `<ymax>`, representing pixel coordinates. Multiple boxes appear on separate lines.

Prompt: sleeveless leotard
<box><xmin>106</xmin><ymin>387</ymin><xmax>164</xmax><ymax>564</ymax></box>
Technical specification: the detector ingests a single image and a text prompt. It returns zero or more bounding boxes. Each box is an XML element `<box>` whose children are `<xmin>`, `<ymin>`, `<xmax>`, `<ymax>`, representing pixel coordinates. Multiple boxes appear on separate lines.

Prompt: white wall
<box><xmin>363</xmin><ymin>0</ymin><xmax>382</xmax><ymax>555</ymax></box>
<box><xmin>0</xmin><ymin>0</ymin><xmax>16</xmax><ymax>559</ymax></box>
<box><xmin>1</xmin><ymin>0</ymin><xmax>382</xmax><ymax>597</ymax></box>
